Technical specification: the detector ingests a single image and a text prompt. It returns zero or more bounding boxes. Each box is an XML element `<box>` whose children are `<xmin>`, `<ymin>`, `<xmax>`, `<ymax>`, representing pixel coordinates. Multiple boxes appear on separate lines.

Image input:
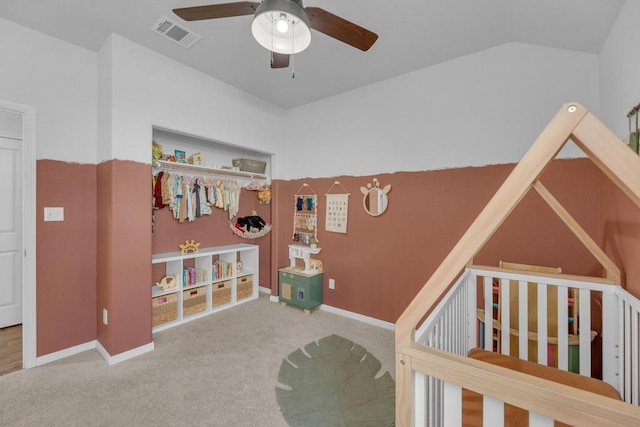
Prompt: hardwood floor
<box><xmin>0</xmin><ymin>324</ymin><xmax>22</xmax><ymax>376</ymax></box>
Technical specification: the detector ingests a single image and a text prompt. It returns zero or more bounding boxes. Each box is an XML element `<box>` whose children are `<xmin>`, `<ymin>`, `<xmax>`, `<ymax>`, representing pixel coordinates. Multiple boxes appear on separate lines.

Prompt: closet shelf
<box><xmin>153</xmin><ymin>160</ymin><xmax>266</xmax><ymax>180</ymax></box>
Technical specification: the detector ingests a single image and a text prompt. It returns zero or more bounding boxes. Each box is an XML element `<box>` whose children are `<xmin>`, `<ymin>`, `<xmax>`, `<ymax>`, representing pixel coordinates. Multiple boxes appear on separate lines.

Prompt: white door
<box><xmin>0</xmin><ymin>125</ymin><xmax>22</xmax><ymax>328</ymax></box>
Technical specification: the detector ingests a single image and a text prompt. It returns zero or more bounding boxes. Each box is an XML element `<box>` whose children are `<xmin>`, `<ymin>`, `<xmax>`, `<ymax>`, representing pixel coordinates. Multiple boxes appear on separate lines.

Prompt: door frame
<box><xmin>0</xmin><ymin>99</ymin><xmax>36</xmax><ymax>369</ymax></box>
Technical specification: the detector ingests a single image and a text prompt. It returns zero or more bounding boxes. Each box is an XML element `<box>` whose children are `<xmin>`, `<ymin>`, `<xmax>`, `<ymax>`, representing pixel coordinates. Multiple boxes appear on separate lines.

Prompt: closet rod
<box><xmin>153</xmin><ymin>160</ymin><xmax>266</xmax><ymax>180</ymax></box>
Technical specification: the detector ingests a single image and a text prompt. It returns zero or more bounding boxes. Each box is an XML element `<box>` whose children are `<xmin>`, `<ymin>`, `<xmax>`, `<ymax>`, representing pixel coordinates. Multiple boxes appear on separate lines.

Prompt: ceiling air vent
<box><xmin>152</xmin><ymin>17</ymin><xmax>201</xmax><ymax>48</ymax></box>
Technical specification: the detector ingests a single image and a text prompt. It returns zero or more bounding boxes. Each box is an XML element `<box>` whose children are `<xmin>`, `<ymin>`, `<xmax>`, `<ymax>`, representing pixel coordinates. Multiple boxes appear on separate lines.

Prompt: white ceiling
<box><xmin>0</xmin><ymin>0</ymin><xmax>625</xmax><ymax>109</ymax></box>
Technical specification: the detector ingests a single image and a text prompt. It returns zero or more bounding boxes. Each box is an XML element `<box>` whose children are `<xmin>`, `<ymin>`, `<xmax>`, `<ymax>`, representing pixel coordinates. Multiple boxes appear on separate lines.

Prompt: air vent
<box><xmin>152</xmin><ymin>17</ymin><xmax>201</xmax><ymax>48</ymax></box>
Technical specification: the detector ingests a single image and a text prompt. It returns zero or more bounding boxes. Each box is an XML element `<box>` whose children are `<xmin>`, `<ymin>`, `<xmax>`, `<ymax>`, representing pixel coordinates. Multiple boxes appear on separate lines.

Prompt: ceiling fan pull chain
<box><xmin>291</xmin><ymin>22</ymin><xmax>295</xmax><ymax>78</ymax></box>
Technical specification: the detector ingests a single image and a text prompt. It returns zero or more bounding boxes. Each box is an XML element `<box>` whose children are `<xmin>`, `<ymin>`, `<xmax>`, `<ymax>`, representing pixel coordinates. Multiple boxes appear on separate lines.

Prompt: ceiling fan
<box><xmin>173</xmin><ymin>0</ymin><xmax>378</xmax><ymax>69</ymax></box>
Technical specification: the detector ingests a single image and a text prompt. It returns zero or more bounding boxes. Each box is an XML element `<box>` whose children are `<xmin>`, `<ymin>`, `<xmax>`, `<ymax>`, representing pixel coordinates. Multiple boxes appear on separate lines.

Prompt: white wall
<box><xmin>282</xmin><ymin>43</ymin><xmax>599</xmax><ymax>180</ymax></box>
<box><xmin>0</xmin><ymin>17</ymin><xmax>97</xmax><ymax>163</ymax></box>
<box><xmin>99</xmin><ymin>34</ymin><xmax>284</xmax><ymax>165</ymax></box>
<box><xmin>599</xmin><ymin>0</ymin><xmax>640</xmax><ymax>138</ymax></box>
<box><xmin>0</xmin><ymin>109</ymin><xmax>22</xmax><ymax>139</ymax></box>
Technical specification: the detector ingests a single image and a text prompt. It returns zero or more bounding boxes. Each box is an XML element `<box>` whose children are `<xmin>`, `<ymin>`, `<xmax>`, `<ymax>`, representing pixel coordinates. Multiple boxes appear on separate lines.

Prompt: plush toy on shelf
<box><xmin>156</xmin><ymin>275</ymin><xmax>177</xmax><ymax>290</ymax></box>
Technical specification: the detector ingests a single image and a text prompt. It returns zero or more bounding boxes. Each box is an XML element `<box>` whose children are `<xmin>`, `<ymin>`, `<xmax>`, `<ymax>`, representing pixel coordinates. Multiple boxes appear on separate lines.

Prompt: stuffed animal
<box><xmin>156</xmin><ymin>275</ymin><xmax>177</xmax><ymax>290</ymax></box>
<box><xmin>237</xmin><ymin>215</ymin><xmax>266</xmax><ymax>232</ymax></box>
<box><xmin>258</xmin><ymin>186</ymin><xmax>271</xmax><ymax>204</ymax></box>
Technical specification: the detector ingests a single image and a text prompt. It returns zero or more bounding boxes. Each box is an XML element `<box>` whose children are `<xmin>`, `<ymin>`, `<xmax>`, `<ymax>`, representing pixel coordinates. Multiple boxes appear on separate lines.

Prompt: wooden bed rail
<box><xmin>399</xmin><ymin>344</ymin><xmax>640</xmax><ymax>426</ymax></box>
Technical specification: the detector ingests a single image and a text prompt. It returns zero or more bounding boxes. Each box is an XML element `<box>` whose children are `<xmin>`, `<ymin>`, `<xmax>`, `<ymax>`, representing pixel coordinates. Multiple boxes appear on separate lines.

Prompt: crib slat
<box><xmin>529</xmin><ymin>412</ymin><xmax>554</xmax><ymax>427</ymax></box>
<box><xmin>443</xmin><ymin>382</ymin><xmax>462</xmax><ymax>427</ymax></box>
<box><xmin>500</xmin><ymin>278</ymin><xmax>510</xmax><ymax>355</ymax></box>
<box><xmin>483</xmin><ymin>396</ymin><xmax>504</xmax><ymax>427</ymax></box>
<box><xmin>632</xmin><ymin>308</ymin><xmax>638</xmax><ymax>405</ymax></box>
<box><xmin>484</xmin><ymin>276</ymin><xmax>493</xmax><ymax>351</ymax></box>
<box><xmin>579</xmin><ymin>288</ymin><xmax>591</xmax><ymax>376</ymax></box>
<box><xmin>602</xmin><ymin>291</ymin><xmax>620</xmax><ymax>394</ymax></box>
<box><xmin>518</xmin><ymin>280</ymin><xmax>528</xmax><ymax>359</ymax></box>
<box><xmin>557</xmin><ymin>287</ymin><xmax>568</xmax><ymax>370</ymax></box>
<box><xmin>415</xmin><ymin>372</ymin><xmax>427</xmax><ymax>427</ymax></box>
<box><xmin>467</xmin><ymin>273</ymin><xmax>477</xmax><ymax>353</ymax></box>
<box><xmin>537</xmin><ymin>283</ymin><xmax>548</xmax><ymax>365</ymax></box>
<box><xmin>625</xmin><ymin>302</ymin><xmax>632</xmax><ymax>403</ymax></box>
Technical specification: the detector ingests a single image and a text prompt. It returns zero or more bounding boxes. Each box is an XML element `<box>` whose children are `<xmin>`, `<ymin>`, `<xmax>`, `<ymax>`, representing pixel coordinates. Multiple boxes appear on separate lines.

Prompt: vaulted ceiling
<box><xmin>0</xmin><ymin>0</ymin><xmax>625</xmax><ymax>109</ymax></box>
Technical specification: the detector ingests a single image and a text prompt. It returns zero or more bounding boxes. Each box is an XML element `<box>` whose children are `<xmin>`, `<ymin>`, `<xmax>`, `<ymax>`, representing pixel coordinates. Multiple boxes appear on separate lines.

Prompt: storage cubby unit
<box><xmin>151</xmin><ymin>244</ymin><xmax>259</xmax><ymax>332</ymax></box>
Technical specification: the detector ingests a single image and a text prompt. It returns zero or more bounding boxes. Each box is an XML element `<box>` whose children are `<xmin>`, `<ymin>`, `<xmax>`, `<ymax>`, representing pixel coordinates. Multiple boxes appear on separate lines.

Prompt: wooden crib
<box><xmin>395</xmin><ymin>103</ymin><xmax>640</xmax><ymax>426</ymax></box>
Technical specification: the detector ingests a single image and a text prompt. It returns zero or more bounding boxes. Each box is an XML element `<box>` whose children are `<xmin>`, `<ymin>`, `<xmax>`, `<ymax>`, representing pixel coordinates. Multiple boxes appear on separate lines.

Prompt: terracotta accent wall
<box><xmin>272</xmin><ymin>158</ymin><xmax>602</xmax><ymax>323</ymax></box>
<box><xmin>97</xmin><ymin>160</ymin><xmax>152</xmax><ymax>356</ymax></box>
<box><xmin>152</xmin><ymin>187</ymin><xmax>272</xmax><ymax>289</ymax></box>
<box><xmin>36</xmin><ymin>160</ymin><xmax>97</xmax><ymax>356</ymax></box>
<box><xmin>600</xmin><ymin>173</ymin><xmax>640</xmax><ymax>297</ymax></box>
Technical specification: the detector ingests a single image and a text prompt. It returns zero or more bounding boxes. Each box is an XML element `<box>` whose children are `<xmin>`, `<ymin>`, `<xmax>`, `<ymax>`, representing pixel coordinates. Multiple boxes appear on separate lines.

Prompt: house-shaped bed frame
<box><xmin>395</xmin><ymin>102</ymin><xmax>640</xmax><ymax>425</ymax></box>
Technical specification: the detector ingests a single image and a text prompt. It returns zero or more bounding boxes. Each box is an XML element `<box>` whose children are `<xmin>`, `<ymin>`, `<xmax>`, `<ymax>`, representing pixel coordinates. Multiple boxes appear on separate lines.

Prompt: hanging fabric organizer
<box><xmin>152</xmin><ymin>161</ymin><xmax>242</xmax><ymax>223</ymax></box>
<box><xmin>292</xmin><ymin>183</ymin><xmax>318</xmax><ymax>244</ymax></box>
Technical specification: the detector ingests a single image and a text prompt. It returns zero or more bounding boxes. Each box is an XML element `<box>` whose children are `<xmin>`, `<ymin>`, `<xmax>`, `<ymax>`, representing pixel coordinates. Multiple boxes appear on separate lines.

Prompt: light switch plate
<box><xmin>44</xmin><ymin>207</ymin><xmax>64</xmax><ymax>222</ymax></box>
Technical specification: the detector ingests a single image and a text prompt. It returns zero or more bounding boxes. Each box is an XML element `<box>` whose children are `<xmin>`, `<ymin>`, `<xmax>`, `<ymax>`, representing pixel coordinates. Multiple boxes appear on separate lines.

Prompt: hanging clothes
<box><xmin>151</xmin><ymin>169</ymin><xmax>242</xmax><ymax>223</ymax></box>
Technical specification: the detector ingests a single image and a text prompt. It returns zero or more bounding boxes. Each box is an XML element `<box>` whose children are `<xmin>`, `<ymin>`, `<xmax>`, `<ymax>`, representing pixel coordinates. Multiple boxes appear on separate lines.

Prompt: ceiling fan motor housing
<box><xmin>252</xmin><ymin>0</ymin><xmax>311</xmax><ymax>54</ymax></box>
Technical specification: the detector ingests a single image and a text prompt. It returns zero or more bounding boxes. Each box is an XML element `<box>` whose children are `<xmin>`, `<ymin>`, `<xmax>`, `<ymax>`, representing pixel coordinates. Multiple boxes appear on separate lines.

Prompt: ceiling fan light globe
<box><xmin>251</xmin><ymin>0</ymin><xmax>311</xmax><ymax>54</ymax></box>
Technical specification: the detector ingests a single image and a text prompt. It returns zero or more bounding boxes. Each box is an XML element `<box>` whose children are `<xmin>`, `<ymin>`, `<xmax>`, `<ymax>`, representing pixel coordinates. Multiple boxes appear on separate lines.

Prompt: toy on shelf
<box><xmin>179</xmin><ymin>240</ymin><xmax>200</xmax><ymax>254</ymax></box>
<box><xmin>156</xmin><ymin>275</ymin><xmax>178</xmax><ymax>291</ymax></box>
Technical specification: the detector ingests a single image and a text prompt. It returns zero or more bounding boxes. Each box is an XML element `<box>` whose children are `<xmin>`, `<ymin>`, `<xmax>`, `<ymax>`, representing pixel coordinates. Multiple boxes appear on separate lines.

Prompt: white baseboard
<box><xmin>259</xmin><ymin>286</ymin><xmax>272</xmax><ymax>295</ymax></box>
<box><xmin>36</xmin><ymin>340</ymin><xmax>97</xmax><ymax>366</ymax></box>
<box><xmin>267</xmin><ymin>295</ymin><xmax>395</xmax><ymax>331</ymax></box>
<box><xmin>320</xmin><ymin>304</ymin><xmax>396</xmax><ymax>331</ymax></box>
<box><xmin>96</xmin><ymin>341</ymin><xmax>155</xmax><ymax>365</ymax></box>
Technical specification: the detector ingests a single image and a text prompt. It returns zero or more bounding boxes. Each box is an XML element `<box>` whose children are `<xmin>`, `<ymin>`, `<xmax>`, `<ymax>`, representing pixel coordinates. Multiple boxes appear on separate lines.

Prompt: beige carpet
<box><xmin>0</xmin><ymin>294</ymin><xmax>395</xmax><ymax>426</ymax></box>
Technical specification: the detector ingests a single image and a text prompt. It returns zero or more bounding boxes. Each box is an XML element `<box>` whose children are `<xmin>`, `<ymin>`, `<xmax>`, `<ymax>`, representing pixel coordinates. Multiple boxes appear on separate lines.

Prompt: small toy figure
<box><xmin>258</xmin><ymin>186</ymin><xmax>271</xmax><ymax>204</ymax></box>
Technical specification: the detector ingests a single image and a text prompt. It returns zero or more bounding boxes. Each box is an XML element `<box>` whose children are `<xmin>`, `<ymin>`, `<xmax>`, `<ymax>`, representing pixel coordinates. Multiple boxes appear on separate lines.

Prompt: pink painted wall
<box><xmin>600</xmin><ymin>172</ymin><xmax>640</xmax><ymax>297</ymax></box>
<box><xmin>36</xmin><ymin>156</ymin><xmax>636</xmax><ymax>357</ymax></box>
<box><xmin>96</xmin><ymin>160</ymin><xmax>152</xmax><ymax>356</ymax></box>
<box><xmin>272</xmin><ymin>158</ymin><xmax>602</xmax><ymax>323</ymax></box>
<box><xmin>36</xmin><ymin>160</ymin><xmax>96</xmax><ymax>356</ymax></box>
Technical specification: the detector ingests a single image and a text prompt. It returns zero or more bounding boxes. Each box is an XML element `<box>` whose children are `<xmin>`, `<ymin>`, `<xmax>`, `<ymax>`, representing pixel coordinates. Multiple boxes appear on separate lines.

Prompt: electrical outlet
<box><xmin>329</xmin><ymin>278</ymin><xmax>335</xmax><ymax>290</ymax></box>
<box><xmin>102</xmin><ymin>308</ymin><xmax>108</xmax><ymax>325</ymax></box>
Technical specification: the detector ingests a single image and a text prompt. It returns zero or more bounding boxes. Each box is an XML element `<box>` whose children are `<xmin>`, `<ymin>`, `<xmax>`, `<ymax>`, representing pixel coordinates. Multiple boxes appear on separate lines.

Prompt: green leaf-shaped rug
<box><xmin>276</xmin><ymin>334</ymin><xmax>395</xmax><ymax>427</ymax></box>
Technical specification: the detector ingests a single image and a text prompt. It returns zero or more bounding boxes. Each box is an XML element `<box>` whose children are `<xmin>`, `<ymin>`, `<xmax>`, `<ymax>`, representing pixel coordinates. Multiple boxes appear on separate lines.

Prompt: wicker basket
<box><xmin>152</xmin><ymin>293</ymin><xmax>178</xmax><ymax>326</ymax></box>
<box><xmin>212</xmin><ymin>280</ymin><xmax>232</xmax><ymax>307</ymax></box>
<box><xmin>237</xmin><ymin>275</ymin><xmax>253</xmax><ymax>300</ymax></box>
<box><xmin>183</xmin><ymin>286</ymin><xmax>207</xmax><ymax>316</ymax></box>
<box><xmin>232</xmin><ymin>158</ymin><xmax>266</xmax><ymax>174</ymax></box>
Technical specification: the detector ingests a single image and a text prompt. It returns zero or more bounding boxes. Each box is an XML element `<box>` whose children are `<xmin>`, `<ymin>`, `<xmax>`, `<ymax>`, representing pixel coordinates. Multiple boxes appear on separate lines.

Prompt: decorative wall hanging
<box><xmin>292</xmin><ymin>183</ymin><xmax>318</xmax><ymax>245</ymax></box>
<box><xmin>360</xmin><ymin>178</ymin><xmax>391</xmax><ymax>217</ymax></box>
<box><xmin>324</xmin><ymin>181</ymin><xmax>350</xmax><ymax>233</ymax></box>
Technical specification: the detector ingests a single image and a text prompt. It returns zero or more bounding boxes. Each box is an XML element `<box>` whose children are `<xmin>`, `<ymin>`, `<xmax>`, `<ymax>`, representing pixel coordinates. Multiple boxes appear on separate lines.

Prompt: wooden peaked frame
<box><xmin>395</xmin><ymin>102</ymin><xmax>640</xmax><ymax>425</ymax></box>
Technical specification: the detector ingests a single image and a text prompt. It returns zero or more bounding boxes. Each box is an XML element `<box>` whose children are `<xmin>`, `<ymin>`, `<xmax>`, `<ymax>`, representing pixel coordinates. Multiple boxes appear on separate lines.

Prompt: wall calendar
<box><xmin>325</xmin><ymin>182</ymin><xmax>350</xmax><ymax>234</ymax></box>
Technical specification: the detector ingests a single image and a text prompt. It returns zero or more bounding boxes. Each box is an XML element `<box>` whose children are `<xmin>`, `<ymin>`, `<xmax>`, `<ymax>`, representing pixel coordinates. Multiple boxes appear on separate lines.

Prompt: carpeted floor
<box><xmin>0</xmin><ymin>294</ymin><xmax>395</xmax><ymax>426</ymax></box>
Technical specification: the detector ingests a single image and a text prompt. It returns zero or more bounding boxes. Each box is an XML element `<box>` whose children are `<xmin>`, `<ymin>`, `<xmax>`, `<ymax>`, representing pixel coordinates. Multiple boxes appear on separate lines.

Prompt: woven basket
<box><xmin>152</xmin><ymin>294</ymin><xmax>178</xmax><ymax>326</ymax></box>
<box><xmin>183</xmin><ymin>287</ymin><xmax>207</xmax><ymax>316</ymax></box>
<box><xmin>212</xmin><ymin>280</ymin><xmax>232</xmax><ymax>307</ymax></box>
<box><xmin>237</xmin><ymin>275</ymin><xmax>253</xmax><ymax>300</ymax></box>
<box><xmin>232</xmin><ymin>158</ymin><xmax>266</xmax><ymax>174</ymax></box>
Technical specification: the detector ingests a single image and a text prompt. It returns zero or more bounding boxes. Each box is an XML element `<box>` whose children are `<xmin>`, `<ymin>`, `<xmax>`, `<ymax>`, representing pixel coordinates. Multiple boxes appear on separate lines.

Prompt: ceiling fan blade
<box><xmin>271</xmin><ymin>52</ymin><xmax>290</xmax><ymax>69</ymax></box>
<box><xmin>173</xmin><ymin>2</ymin><xmax>260</xmax><ymax>21</ymax></box>
<box><xmin>305</xmin><ymin>7</ymin><xmax>378</xmax><ymax>51</ymax></box>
